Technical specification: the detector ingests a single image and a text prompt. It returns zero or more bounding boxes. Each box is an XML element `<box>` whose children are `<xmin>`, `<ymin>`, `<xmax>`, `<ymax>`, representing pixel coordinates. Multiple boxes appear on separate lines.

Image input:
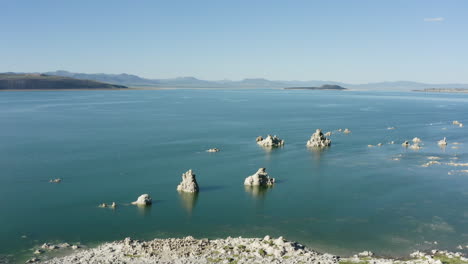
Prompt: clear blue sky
<box><xmin>1</xmin><ymin>0</ymin><xmax>467</xmax><ymax>83</ymax></box>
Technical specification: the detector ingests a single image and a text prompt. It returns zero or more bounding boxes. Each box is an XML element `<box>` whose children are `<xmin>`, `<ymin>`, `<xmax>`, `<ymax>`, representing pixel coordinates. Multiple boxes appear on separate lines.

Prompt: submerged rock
<box><xmin>132</xmin><ymin>194</ymin><xmax>152</xmax><ymax>206</ymax></box>
<box><xmin>453</xmin><ymin>120</ymin><xmax>461</xmax><ymax>125</ymax></box>
<box><xmin>177</xmin><ymin>169</ymin><xmax>199</xmax><ymax>193</ymax></box>
<box><xmin>49</xmin><ymin>178</ymin><xmax>62</xmax><ymax>183</ymax></box>
<box><xmin>324</xmin><ymin>131</ymin><xmax>332</xmax><ymax>137</ymax></box>
<box><xmin>98</xmin><ymin>203</ymin><xmax>108</xmax><ymax>208</ymax></box>
<box><xmin>256</xmin><ymin>135</ymin><xmax>284</xmax><ymax>147</ymax></box>
<box><xmin>438</xmin><ymin>137</ymin><xmax>448</xmax><ymax>146</ymax></box>
<box><xmin>306</xmin><ymin>129</ymin><xmax>331</xmax><ymax>148</ymax></box>
<box><xmin>343</xmin><ymin>128</ymin><xmax>351</xmax><ymax>134</ymax></box>
<box><xmin>244</xmin><ymin>168</ymin><xmax>275</xmax><ymax>186</ymax></box>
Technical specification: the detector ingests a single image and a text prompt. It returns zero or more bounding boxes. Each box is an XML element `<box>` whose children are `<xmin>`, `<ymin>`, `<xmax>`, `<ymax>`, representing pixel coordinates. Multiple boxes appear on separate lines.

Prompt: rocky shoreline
<box><xmin>24</xmin><ymin>236</ymin><xmax>466</xmax><ymax>264</ymax></box>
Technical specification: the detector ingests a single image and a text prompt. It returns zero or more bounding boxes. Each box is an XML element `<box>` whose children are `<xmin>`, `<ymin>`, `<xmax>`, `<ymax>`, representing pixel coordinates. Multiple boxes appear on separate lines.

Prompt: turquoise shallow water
<box><xmin>1</xmin><ymin>89</ymin><xmax>468</xmax><ymax>262</ymax></box>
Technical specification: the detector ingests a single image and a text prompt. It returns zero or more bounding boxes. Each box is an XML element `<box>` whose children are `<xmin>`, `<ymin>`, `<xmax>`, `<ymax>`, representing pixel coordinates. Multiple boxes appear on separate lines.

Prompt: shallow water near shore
<box><xmin>1</xmin><ymin>89</ymin><xmax>468</xmax><ymax>262</ymax></box>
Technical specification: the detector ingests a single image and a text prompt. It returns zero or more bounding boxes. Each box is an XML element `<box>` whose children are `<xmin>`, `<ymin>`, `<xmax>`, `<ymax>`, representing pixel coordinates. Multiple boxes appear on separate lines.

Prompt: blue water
<box><xmin>1</xmin><ymin>89</ymin><xmax>468</xmax><ymax>262</ymax></box>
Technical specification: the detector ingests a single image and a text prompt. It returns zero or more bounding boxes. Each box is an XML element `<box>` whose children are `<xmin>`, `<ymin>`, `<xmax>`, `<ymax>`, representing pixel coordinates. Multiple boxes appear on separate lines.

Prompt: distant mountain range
<box><xmin>0</xmin><ymin>73</ymin><xmax>127</xmax><ymax>90</ymax></box>
<box><xmin>4</xmin><ymin>70</ymin><xmax>468</xmax><ymax>91</ymax></box>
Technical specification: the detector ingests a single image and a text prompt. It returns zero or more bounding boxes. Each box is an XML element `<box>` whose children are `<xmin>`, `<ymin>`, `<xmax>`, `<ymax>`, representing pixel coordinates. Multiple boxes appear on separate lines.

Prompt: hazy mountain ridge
<box><xmin>13</xmin><ymin>70</ymin><xmax>468</xmax><ymax>90</ymax></box>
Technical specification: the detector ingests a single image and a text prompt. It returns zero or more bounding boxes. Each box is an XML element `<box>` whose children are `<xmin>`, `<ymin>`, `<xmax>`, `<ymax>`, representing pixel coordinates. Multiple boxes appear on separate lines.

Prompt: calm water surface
<box><xmin>1</xmin><ymin>89</ymin><xmax>468</xmax><ymax>262</ymax></box>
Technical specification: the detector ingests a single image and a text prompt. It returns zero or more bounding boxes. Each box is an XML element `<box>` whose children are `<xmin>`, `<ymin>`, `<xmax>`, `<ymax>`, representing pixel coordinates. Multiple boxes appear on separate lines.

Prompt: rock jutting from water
<box><xmin>177</xmin><ymin>169</ymin><xmax>199</xmax><ymax>193</ymax></box>
<box><xmin>306</xmin><ymin>129</ymin><xmax>331</xmax><ymax>148</ymax></box>
<box><xmin>402</xmin><ymin>141</ymin><xmax>410</xmax><ymax>147</ymax></box>
<box><xmin>206</xmin><ymin>148</ymin><xmax>220</xmax><ymax>152</ymax></box>
<box><xmin>244</xmin><ymin>168</ymin><xmax>275</xmax><ymax>186</ymax></box>
<box><xmin>343</xmin><ymin>128</ymin><xmax>351</xmax><ymax>134</ymax></box>
<box><xmin>256</xmin><ymin>135</ymin><xmax>285</xmax><ymax>147</ymax></box>
<box><xmin>438</xmin><ymin>137</ymin><xmax>448</xmax><ymax>146</ymax></box>
<box><xmin>49</xmin><ymin>178</ymin><xmax>61</xmax><ymax>183</ymax></box>
<box><xmin>132</xmin><ymin>194</ymin><xmax>152</xmax><ymax>206</ymax></box>
<box><xmin>412</xmin><ymin>137</ymin><xmax>422</xmax><ymax>143</ymax></box>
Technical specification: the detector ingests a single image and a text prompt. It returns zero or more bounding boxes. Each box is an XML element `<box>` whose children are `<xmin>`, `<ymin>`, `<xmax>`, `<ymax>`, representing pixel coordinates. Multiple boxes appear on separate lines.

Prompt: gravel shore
<box><xmin>25</xmin><ymin>236</ymin><xmax>467</xmax><ymax>264</ymax></box>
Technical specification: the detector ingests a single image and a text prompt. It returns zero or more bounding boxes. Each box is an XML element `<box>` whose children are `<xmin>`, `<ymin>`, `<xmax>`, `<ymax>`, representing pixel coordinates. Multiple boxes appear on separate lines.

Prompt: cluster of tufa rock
<box><xmin>306</xmin><ymin>129</ymin><xmax>331</xmax><ymax>148</ymax></box>
<box><xmin>244</xmin><ymin>168</ymin><xmax>275</xmax><ymax>186</ymax></box>
<box><xmin>256</xmin><ymin>135</ymin><xmax>285</xmax><ymax>147</ymax></box>
<box><xmin>177</xmin><ymin>169</ymin><xmax>199</xmax><ymax>193</ymax></box>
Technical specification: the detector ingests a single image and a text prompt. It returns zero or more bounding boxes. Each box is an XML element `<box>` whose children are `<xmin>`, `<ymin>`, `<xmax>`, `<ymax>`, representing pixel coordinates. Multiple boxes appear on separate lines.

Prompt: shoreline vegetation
<box><xmin>25</xmin><ymin>236</ymin><xmax>467</xmax><ymax>264</ymax></box>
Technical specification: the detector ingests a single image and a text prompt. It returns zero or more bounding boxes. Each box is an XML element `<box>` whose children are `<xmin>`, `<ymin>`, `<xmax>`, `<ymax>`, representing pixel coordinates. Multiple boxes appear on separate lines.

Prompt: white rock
<box><xmin>244</xmin><ymin>168</ymin><xmax>275</xmax><ymax>186</ymax></box>
<box><xmin>177</xmin><ymin>169</ymin><xmax>199</xmax><ymax>193</ymax></box>
<box><xmin>409</xmin><ymin>144</ymin><xmax>422</xmax><ymax>150</ymax></box>
<box><xmin>306</xmin><ymin>129</ymin><xmax>331</xmax><ymax>147</ymax></box>
<box><xmin>49</xmin><ymin>178</ymin><xmax>62</xmax><ymax>183</ymax></box>
<box><xmin>256</xmin><ymin>135</ymin><xmax>285</xmax><ymax>147</ymax></box>
<box><xmin>132</xmin><ymin>194</ymin><xmax>152</xmax><ymax>206</ymax></box>
<box><xmin>412</xmin><ymin>137</ymin><xmax>422</xmax><ymax>143</ymax></box>
<box><xmin>402</xmin><ymin>141</ymin><xmax>409</xmax><ymax>147</ymax></box>
<box><xmin>206</xmin><ymin>148</ymin><xmax>220</xmax><ymax>152</ymax></box>
<box><xmin>438</xmin><ymin>137</ymin><xmax>448</xmax><ymax>146</ymax></box>
<box><xmin>358</xmin><ymin>251</ymin><xmax>374</xmax><ymax>257</ymax></box>
<box><xmin>343</xmin><ymin>128</ymin><xmax>351</xmax><ymax>134</ymax></box>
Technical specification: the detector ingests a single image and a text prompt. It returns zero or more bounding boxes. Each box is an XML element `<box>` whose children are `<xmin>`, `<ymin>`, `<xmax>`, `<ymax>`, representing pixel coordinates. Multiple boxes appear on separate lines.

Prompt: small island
<box><xmin>0</xmin><ymin>73</ymin><xmax>127</xmax><ymax>90</ymax></box>
<box><xmin>284</xmin><ymin>84</ymin><xmax>347</xmax><ymax>90</ymax></box>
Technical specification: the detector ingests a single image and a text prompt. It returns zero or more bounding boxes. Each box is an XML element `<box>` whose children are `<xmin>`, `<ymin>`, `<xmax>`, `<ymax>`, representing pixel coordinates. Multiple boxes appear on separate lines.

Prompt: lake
<box><xmin>0</xmin><ymin>89</ymin><xmax>467</xmax><ymax>262</ymax></box>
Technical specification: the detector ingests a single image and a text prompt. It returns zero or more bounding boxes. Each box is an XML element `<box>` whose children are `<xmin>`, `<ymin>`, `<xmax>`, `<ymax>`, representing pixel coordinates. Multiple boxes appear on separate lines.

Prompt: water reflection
<box><xmin>135</xmin><ymin>204</ymin><xmax>152</xmax><ymax>216</ymax></box>
<box><xmin>307</xmin><ymin>146</ymin><xmax>329</xmax><ymax>164</ymax></box>
<box><xmin>260</xmin><ymin>146</ymin><xmax>283</xmax><ymax>162</ymax></box>
<box><xmin>178</xmin><ymin>192</ymin><xmax>199</xmax><ymax>215</ymax></box>
<box><xmin>244</xmin><ymin>185</ymin><xmax>273</xmax><ymax>199</ymax></box>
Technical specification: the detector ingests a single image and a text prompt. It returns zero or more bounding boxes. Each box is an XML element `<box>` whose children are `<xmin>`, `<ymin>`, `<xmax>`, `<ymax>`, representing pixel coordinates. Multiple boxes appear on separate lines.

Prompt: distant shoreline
<box><xmin>413</xmin><ymin>88</ymin><xmax>468</xmax><ymax>93</ymax></box>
